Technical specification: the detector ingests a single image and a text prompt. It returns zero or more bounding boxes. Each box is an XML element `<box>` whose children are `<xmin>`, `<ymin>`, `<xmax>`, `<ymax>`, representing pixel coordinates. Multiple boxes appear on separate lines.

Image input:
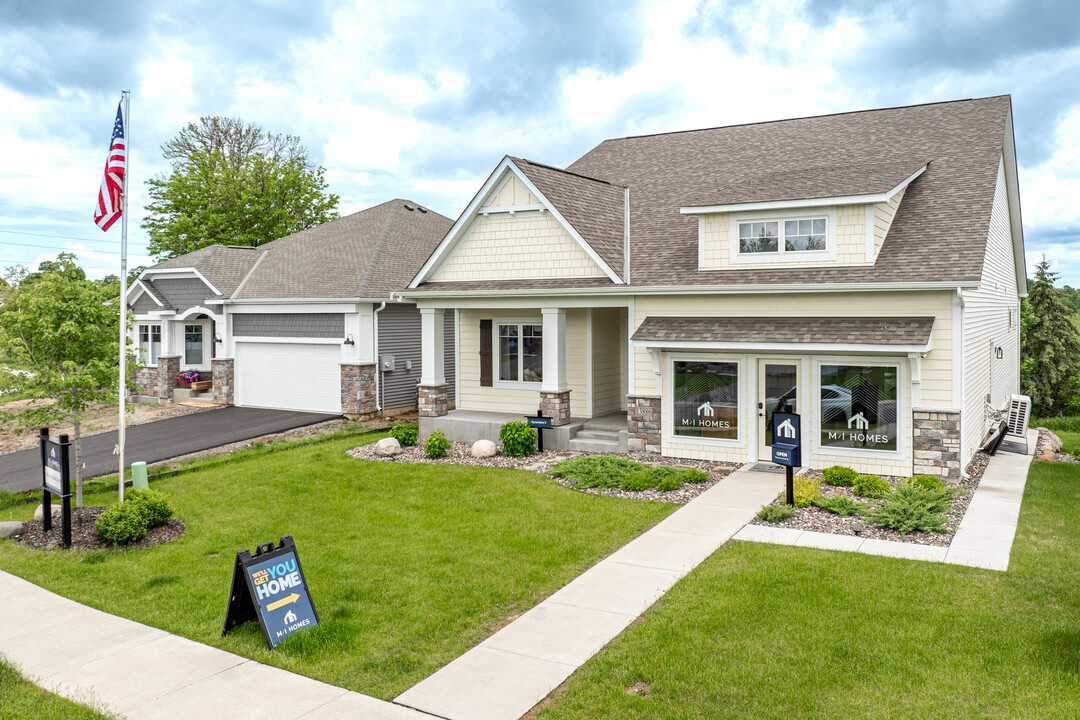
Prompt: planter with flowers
<box><xmin>177</xmin><ymin>370</ymin><xmax>212</xmax><ymax>392</ymax></box>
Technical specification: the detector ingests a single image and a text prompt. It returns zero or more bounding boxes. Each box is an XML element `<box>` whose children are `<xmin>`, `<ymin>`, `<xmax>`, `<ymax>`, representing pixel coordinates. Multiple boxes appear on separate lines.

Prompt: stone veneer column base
<box><xmin>539</xmin><ymin>390</ymin><xmax>571</xmax><ymax>426</ymax></box>
<box><xmin>418</xmin><ymin>384</ymin><xmax>448</xmax><ymax>417</ymax></box>
<box><xmin>912</xmin><ymin>409</ymin><xmax>962</xmax><ymax>482</ymax></box>
<box><xmin>212</xmin><ymin>358</ymin><xmax>234</xmax><ymax>405</ymax></box>
<box><xmin>627</xmin><ymin>395</ymin><xmax>662</xmax><ymax>453</ymax></box>
<box><xmin>157</xmin><ymin>355</ymin><xmax>181</xmax><ymax>401</ymax></box>
<box><xmin>341</xmin><ymin>363</ymin><xmax>377</xmax><ymax>416</ymax></box>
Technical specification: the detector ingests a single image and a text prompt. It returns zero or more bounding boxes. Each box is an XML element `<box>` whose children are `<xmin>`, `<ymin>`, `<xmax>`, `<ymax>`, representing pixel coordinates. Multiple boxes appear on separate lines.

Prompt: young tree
<box><xmin>143</xmin><ymin>117</ymin><xmax>339</xmax><ymax>258</ymax></box>
<box><xmin>0</xmin><ymin>254</ymin><xmax>133</xmax><ymax>506</ymax></box>
<box><xmin>1021</xmin><ymin>257</ymin><xmax>1080</xmax><ymax>417</ymax></box>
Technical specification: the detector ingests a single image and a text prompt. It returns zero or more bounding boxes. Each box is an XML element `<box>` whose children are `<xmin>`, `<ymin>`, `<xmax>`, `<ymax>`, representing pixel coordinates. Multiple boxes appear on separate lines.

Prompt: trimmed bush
<box><xmin>550</xmin><ymin>456</ymin><xmax>642</xmax><ymax>488</ymax></box>
<box><xmin>756</xmin><ymin>504</ymin><xmax>796</xmax><ymax>523</ymax></box>
<box><xmin>656</xmin><ymin>475</ymin><xmax>683</xmax><ymax>492</ymax></box>
<box><xmin>424</xmin><ymin>430</ymin><xmax>451</xmax><ymax>459</ymax></box>
<box><xmin>125</xmin><ymin>488</ymin><xmax>173</xmax><ymax>527</ymax></box>
<box><xmin>621</xmin><ymin>470</ymin><xmax>657</xmax><ymax>492</ymax></box>
<box><xmin>854</xmin><ymin>474</ymin><xmax>892</xmax><ymax>499</ymax></box>
<box><xmin>822</xmin><ymin>465</ymin><xmax>859</xmax><ymax>487</ymax></box>
<box><xmin>792</xmin><ymin>476</ymin><xmax>821</xmax><ymax>507</ymax></box>
<box><xmin>909</xmin><ymin>474</ymin><xmax>946</xmax><ymax>492</ymax></box>
<box><xmin>499</xmin><ymin>421</ymin><xmax>537</xmax><ymax>457</ymax></box>
<box><xmin>389</xmin><ymin>423</ymin><xmax>418</xmax><ymax>447</ymax></box>
<box><xmin>867</xmin><ymin>481</ymin><xmax>957</xmax><ymax>534</ymax></box>
<box><xmin>95</xmin><ymin>502</ymin><xmax>148</xmax><ymax>545</ymax></box>
<box><xmin>812</xmin><ymin>495</ymin><xmax>867</xmax><ymax>517</ymax></box>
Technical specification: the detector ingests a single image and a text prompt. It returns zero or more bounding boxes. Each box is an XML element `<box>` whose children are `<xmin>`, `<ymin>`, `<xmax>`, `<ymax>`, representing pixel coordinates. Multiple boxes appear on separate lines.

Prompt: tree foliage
<box><xmin>143</xmin><ymin>117</ymin><xmax>339</xmax><ymax>259</ymax></box>
<box><xmin>1021</xmin><ymin>257</ymin><xmax>1080</xmax><ymax>416</ymax></box>
<box><xmin>0</xmin><ymin>254</ymin><xmax>133</xmax><ymax>505</ymax></box>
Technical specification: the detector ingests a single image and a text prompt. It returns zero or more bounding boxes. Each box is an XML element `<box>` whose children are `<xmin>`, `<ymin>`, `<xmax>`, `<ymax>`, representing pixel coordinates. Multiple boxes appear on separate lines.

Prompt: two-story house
<box><xmin>401</xmin><ymin>96</ymin><xmax>1026</xmax><ymax>480</ymax></box>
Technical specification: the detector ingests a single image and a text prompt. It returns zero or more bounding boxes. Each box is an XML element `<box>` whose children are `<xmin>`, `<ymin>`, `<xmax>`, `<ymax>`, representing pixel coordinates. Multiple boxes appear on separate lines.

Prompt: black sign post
<box><xmin>771</xmin><ymin>412</ymin><xmax>801</xmax><ymax>506</ymax></box>
<box><xmin>526</xmin><ymin>410</ymin><xmax>553</xmax><ymax>452</ymax></box>
<box><xmin>223</xmin><ymin>535</ymin><xmax>319</xmax><ymax>649</ymax></box>
<box><xmin>38</xmin><ymin>427</ymin><xmax>72</xmax><ymax>548</ymax></box>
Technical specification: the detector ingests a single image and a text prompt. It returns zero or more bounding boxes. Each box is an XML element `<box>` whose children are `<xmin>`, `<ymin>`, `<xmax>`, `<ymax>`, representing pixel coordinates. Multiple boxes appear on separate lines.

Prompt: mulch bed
<box><xmin>14</xmin><ymin>506</ymin><xmax>186</xmax><ymax>551</ymax></box>
<box><xmin>347</xmin><ymin>441</ymin><xmax>739</xmax><ymax>504</ymax></box>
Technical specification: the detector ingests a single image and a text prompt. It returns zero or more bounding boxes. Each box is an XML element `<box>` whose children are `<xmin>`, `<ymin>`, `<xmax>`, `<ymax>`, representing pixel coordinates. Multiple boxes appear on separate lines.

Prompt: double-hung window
<box><xmin>497</xmin><ymin>322</ymin><xmax>543</xmax><ymax>383</ymax></box>
<box><xmin>138</xmin><ymin>324</ymin><xmax>161</xmax><ymax>364</ymax></box>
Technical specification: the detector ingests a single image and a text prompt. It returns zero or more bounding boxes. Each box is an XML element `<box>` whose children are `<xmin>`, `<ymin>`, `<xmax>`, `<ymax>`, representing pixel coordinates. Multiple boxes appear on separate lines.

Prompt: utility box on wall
<box><xmin>380</xmin><ymin>355</ymin><xmax>395</xmax><ymax>372</ymax></box>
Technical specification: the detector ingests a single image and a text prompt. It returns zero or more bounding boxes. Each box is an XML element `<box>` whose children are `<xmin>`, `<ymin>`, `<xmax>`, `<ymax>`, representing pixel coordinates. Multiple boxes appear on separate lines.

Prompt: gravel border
<box><xmin>13</xmin><ymin>506</ymin><xmax>186</xmax><ymax>551</ymax></box>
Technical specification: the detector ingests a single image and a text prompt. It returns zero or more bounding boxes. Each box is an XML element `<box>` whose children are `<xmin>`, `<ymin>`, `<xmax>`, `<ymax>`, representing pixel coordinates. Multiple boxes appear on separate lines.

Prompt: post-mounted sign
<box><xmin>770</xmin><ymin>412</ymin><xmax>801</xmax><ymax>506</ymax></box>
<box><xmin>38</xmin><ymin>428</ymin><xmax>72</xmax><ymax>548</ymax></box>
<box><xmin>223</xmin><ymin>535</ymin><xmax>319</xmax><ymax>649</ymax></box>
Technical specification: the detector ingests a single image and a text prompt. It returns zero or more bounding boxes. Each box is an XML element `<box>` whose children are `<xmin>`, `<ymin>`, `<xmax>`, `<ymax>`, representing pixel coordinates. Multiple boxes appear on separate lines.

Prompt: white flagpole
<box><xmin>118</xmin><ymin>89</ymin><xmax>130</xmax><ymax>502</ymax></box>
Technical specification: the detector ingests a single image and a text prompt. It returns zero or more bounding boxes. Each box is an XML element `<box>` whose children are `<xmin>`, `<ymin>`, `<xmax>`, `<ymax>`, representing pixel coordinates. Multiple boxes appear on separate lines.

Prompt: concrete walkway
<box><xmin>734</xmin><ymin>429</ymin><xmax>1037</xmax><ymax>572</ymax></box>
<box><xmin>394</xmin><ymin>469</ymin><xmax>783</xmax><ymax>720</ymax></box>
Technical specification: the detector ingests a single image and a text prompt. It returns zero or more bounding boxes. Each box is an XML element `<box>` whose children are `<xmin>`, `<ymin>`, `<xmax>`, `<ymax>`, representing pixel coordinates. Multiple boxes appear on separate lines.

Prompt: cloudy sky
<box><xmin>1</xmin><ymin>0</ymin><xmax>1078</xmax><ymax>285</ymax></box>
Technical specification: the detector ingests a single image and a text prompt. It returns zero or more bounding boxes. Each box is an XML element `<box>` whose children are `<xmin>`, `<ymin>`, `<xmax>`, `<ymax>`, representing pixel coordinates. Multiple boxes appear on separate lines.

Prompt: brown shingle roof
<box><xmin>136</xmin><ymin>278</ymin><xmax>174</xmax><ymax>310</ymax></box>
<box><xmin>632</xmin><ymin>316</ymin><xmax>935</xmax><ymax>347</ymax></box>
<box><xmin>151</xmin><ymin>244</ymin><xmax>261</xmax><ymax>297</ymax></box>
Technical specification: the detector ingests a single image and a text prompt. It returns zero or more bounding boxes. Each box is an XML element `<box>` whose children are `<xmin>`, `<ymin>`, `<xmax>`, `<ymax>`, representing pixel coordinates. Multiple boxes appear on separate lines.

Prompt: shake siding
<box><xmin>131</xmin><ymin>293</ymin><xmax>157</xmax><ymax>315</ymax></box>
<box><xmin>233</xmin><ymin>313</ymin><xmax>345</xmax><ymax>338</ymax></box>
<box><xmin>153</xmin><ymin>278</ymin><xmax>214</xmax><ymax>311</ymax></box>
<box><xmin>962</xmin><ymin>157</ymin><xmax>1021</xmax><ymax>464</ymax></box>
<box><xmin>873</xmin><ymin>186</ymin><xmax>906</xmax><ymax>259</ymax></box>
<box><xmin>457</xmin><ymin>308</ymin><xmax>589</xmax><ymax>417</ymax></box>
<box><xmin>433</xmin><ymin>214</ymin><xmax>606</xmax><ymax>282</ymax></box>
<box><xmin>592</xmin><ymin>307</ymin><xmax>626</xmax><ymax>415</ymax></box>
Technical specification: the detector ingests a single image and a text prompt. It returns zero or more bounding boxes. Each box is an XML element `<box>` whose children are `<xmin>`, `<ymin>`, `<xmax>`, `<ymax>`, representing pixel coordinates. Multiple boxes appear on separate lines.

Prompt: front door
<box><xmin>758</xmin><ymin>360</ymin><xmax>799</xmax><ymax>460</ymax></box>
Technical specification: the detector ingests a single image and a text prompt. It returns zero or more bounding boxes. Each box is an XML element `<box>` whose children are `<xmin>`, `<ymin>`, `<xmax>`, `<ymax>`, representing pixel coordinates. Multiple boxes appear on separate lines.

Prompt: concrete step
<box><xmin>568</xmin><ymin>438</ymin><xmax>622</xmax><ymax>453</ymax></box>
<box><xmin>574</xmin><ymin>429</ymin><xmax>621</xmax><ymax>441</ymax></box>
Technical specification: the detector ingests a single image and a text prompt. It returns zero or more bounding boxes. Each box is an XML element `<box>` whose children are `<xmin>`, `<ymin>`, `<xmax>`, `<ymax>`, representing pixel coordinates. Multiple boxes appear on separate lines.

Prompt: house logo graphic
<box><xmin>697</xmin><ymin>401</ymin><xmax>714</xmax><ymax>417</ymax></box>
<box><xmin>848</xmin><ymin>413</ymin><xmax>869</xmax><ymax>431</ymax></box>
<box><xmin>777</xmin><ymin>418</ymin><xmax>797</xmax><ymax>439</ymax></box>
<box><xmin>283</xmin><ymin>610</ymin><xmax>297</xmax><ymax>625</ymax></box>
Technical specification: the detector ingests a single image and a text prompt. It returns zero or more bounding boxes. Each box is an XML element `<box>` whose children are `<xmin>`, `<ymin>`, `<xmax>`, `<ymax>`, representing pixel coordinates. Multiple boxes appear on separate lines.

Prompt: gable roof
<box><xmin>149</xmin><ymin>244</ymin><xmax>260</xmax><ymax>297</ymax></box>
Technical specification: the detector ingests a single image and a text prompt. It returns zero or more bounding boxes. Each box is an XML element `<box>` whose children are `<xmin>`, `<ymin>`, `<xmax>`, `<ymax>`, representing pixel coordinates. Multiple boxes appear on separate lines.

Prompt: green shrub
<box><xmin>909</xmin><ymin>474</ymin><xmax>946</xmax><ymax>492</ymax></box>
<box><xmin>812</xmin><ymin>495</ymin><xmax>867</xmax><ymax>517</ymax></box>
<box><xmin>756</xmin><ymin>504</ymin><xmax>796</xmax><ymax>523</ymax></box>
<box><xmin>550</xmin><ymin>456</ymin><xmax>642</xmax><ymax>488</ymax></box>
<box><xmin>656</xmin><ymin>475</ymin><xmax>683</xmax><ymax>492</ymax></box>
<box><xmin>867</xmin><ymin>482</ymin><xmax>956</xmax><ymax>534</ymax></box>
<box><xmin>822</xmin><ymin>465</ymin><xmax>859</xmax><ymax>487</ymax></box>
<box><xmin>95</xmin><ymin>503</ymin><xmax>148</xmax><ymax>545</ymax></box>
<box><xmin>423</xmin><ymin>430</ymin><xmax>451</xmax><ymax>459</ymax></box>
<box><xmin>853</xmin><ymin>474</ymin><xmax>892</xmax><ymax>499</ymax></box>
<box><xmin>389</xmin><ymin>423</ymin><xmax>418</xmax><ymax>447</ymax></box>
<box><xmin>125</xmin><ymin>488</ymin><xmax>173</xmax><ymax>527</ymax></box>
<box><xmin>792</xmin><ymin>476</ymin><xmax>821</xmax><ymax>507</ymax></box>
<box><xmin>621</xmin><ymin>470</ymin><xmax>657</xmax><ymax>492</ymax></box>
<box><xmin>499</xmin><ymin>421</ymin><xmax>537</xmax><ymax>457</ymax></box>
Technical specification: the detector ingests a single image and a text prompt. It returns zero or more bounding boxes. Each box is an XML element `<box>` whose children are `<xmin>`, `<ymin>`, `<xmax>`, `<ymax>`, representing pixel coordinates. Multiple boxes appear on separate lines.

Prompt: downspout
<box><xmin>373</xmin><ymin>301</ymin><xmax>386</xmax><ymax>412</ymax></box>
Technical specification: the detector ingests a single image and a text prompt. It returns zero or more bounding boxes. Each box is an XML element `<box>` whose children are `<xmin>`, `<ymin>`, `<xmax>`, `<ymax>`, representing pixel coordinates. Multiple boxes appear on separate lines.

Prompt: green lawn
<box><xmin>539</xmin><ymin>461</ymin><xmax>1080</xmax><ymax>719</ymax></box>
<box><xmin>0</xmin><ymin>659</ymin><xmax>115</xmax><ymax>719</ymax></box>
<box><xmin>0</xmin><ymin>428</ymin><xmax>673</xmax><ymax>699</ymax></box>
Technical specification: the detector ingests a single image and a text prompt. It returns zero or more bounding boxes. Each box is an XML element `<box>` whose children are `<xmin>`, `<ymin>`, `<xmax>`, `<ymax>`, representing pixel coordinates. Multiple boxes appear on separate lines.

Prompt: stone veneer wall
<box><xmin>341</xmin><ymin>363</ymin><xmax>377</xmax><ymax>416</ymax></box>
<box><xmin>132</xmin><ymin>355</ymin><xmax>181</xmax><ymax>400</ymax></box>
<box><xmin>627</xmin><ymin>395</ymin><xmax>662</xmax><ymax>453</ymax></box>
<box><xmin>539</xmin><ymin>390</ymin><xmax>571</xmax><ymax>426</ymax></box>
<box><xmin>212</xmin><ymin>358</ymin><xmax>234</xmax><ymax>406</ymax></box>
<box><xmin>912</xmin><ymin>409</ymin><xmax>962</xmax><ymax>482</ymax></box>
<box><xmin>418</xmin><ymin>384</ymin><xmax>448</xmax><ymax>417</ymax></box>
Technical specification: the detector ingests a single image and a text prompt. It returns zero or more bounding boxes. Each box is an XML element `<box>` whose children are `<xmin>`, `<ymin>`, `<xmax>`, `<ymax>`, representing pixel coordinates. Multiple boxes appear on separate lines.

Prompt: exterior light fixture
<box><xmin>344</xmin><ymin>334</ymin><xmax>355</xmax><ymax>346</ymax></box>
<box><xmin>213</xmin><ymin>333</ymin><xmax>222</xmax><ymax>343</ymax></box>
<box><xmin>995</xmin><ymin>346</ymin><xmax>1003</xmax><ymax>359</ymax></box>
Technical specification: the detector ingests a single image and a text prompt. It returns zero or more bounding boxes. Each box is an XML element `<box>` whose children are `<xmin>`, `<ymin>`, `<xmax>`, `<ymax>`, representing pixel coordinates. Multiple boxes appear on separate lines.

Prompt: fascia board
<box><xmin>1002</xmin><ymin>109</ymin><xmax>1028</xmax><ymax>298</ymax></box>
<box><xmin>631</xmin><ymin>339</ymin><xmax>930</xmax><ymax>354</ymax></box>
<box><xmin>141</xmin><ymin>267</ymin><xmax>224</xmax><ymax>298</ymax></box>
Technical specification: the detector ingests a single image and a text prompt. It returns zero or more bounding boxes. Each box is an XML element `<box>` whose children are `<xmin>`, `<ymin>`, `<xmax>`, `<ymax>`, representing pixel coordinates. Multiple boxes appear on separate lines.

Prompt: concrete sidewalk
<box><xmin>394</xmin><ymin>468</ymin><xmax>783</xmax><ymax>720</ymax></box>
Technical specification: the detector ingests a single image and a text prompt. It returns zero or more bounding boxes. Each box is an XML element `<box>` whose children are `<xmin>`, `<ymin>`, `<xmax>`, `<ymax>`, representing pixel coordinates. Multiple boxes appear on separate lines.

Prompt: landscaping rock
<box><xmin>33</xmin><ymin>504</ymin><xmax>62</xmax><ymax>522</ymax></box>
<box><xmin>470</xmin><ymin>439</ymin><xmax>498</xmax><ymax>458</ymax></box>
<box><xmin>373</xmin><ymin>437</ymin><xmax>403</xmax><ymax>456</ymax></box>
<box><xmin>1045</xmin><ymin>430</ymin><xmax>1064</xmax><ymax>453</ymax></box>
<box><xmin>0</xmin><ymin>521</ymin><xmax>25</xmax><ymax>539</ymax></box>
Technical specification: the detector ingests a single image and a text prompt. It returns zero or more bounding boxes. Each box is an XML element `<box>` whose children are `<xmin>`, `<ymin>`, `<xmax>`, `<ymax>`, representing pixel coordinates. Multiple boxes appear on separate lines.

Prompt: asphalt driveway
<box><xmin>0</xmin><ymin>406</ymin><xmax>339</xmax><ymax>493</ymax></box>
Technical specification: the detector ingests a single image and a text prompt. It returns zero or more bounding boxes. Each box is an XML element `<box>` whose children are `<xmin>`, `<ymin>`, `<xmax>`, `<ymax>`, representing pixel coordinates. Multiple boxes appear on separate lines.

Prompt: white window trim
<box><xmin>665</xmin><ymin>353</ymin><xmax>745</xmax><ymax>449</ymax></box>
<box><xmin>811</xmin><ymin>356</ymin><xmax>905</xmax><ymax>460</ymax></box>
<box><xmin>182</xmin><ymin>320</ymin><xmax>212</xmax><ymax>371</ymax></box>
<box><xmin>729</xmin><ymin>207</ymin><xmax>838</xmax><ymax>265</ymax></box>
<box><xmin>492</xmin><ymin>316</ymin><xmax>544</xmax><ymax>390</ymax></box>
<box><xmin>138</xmin><ymin>323</ymin><xmax>162</xmax><ymax>366</ymax></box>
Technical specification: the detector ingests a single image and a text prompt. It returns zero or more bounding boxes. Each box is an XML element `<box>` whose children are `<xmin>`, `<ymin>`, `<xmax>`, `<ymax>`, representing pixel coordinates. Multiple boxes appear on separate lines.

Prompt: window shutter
<box><xmin>479</xmin><ymin>319</ymin><xmax>492</xmax><ymax>387</ymax></box>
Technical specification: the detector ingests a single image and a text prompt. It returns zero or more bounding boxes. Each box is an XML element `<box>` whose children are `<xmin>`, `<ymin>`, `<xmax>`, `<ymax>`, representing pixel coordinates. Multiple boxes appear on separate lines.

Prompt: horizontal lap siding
<box><xmin>592</xmin><ymin>307</ymin><xmax>625</xmax><ymax>415</ymax></box>
<box><xmin>378</xmin><ymin>303</ymin><xmax>422</xmax><ymax>411</ymax></box>
<box><xmin>233</xmin><ymin>313</ymin><xmax>345</xmax><ymax>338</ymax></box>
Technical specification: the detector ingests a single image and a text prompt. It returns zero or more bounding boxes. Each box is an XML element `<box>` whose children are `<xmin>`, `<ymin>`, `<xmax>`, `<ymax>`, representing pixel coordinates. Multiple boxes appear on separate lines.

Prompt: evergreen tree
<box><xmin>1021</xmin><ymin>257</ymin><xmax>1080</xmax><ymax>416</ymax></box>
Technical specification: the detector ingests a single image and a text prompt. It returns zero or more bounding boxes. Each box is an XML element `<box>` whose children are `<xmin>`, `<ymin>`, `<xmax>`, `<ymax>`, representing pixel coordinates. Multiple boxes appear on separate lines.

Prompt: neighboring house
<box><xmin>401</xmin><ymin>96</ymin><xmax>1026</xmax><ymax>480</ymax></box>
<box><xmin>128</xmin><ymin>200</ymin><xmax>455</xmax><ymax>415</ymax></box>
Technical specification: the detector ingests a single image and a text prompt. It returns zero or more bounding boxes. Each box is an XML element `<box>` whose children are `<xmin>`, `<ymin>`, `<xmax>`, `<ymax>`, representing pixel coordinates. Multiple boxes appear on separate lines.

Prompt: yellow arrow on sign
<box><xmin>267</xmin><ymin>593</ymin><xmax>300</xmax><ymax>612</ymax></box>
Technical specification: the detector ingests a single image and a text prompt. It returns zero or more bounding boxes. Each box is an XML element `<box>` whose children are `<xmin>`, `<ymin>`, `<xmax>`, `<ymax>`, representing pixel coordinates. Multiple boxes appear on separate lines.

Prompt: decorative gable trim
<box><xmin>138</xmin><ymin>267</ymin><xmax>225</xmax><ymax>298</ymax></box>
<box><xmin>410</xmin><ymin>157</ymin><xmax>624</xmax><ymax>287</ymax></box>
<box><xmin>127</xmin><ymin>279</ymin><xmax>163</xmax><ymax>307</ymax></box>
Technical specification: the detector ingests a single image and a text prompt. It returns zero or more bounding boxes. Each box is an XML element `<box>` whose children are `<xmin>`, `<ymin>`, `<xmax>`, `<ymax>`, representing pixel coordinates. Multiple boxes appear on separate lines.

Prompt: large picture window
<box><xmin>738</xmin><ymin>215</ymin><xmax>828</xmax><ymax>255</ymax></box>
<box><xmin>673</xmin><ymin>360</ymin><xmax>739</xmax><ymax>440</ymax></box>
<box><xmin>498</xmin><ymin>322</ymin><xmax>542</xmax><ymax>383</ymax></box>
<box><xmin>138</xmin><ymin>324</ymin><xmax>161</xmax><ymax>364</ymax></box>
<box><xmin>819</xmin><ymin>364</ymin><xmax>898</xmax><ymax>452</ymax></box>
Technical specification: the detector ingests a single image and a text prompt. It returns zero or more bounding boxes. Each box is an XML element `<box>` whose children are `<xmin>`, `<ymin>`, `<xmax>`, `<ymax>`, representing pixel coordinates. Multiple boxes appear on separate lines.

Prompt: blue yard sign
<box><xmin>771</xmin><ymin>411</ymin><xmax>801</xmax><ymax>467</ymax></box>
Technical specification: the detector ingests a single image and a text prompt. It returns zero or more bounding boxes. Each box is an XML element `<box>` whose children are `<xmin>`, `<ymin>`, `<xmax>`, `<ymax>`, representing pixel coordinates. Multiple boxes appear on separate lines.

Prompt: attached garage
<box><xmin>235</xmin><ymin>341</ymin><xmax>342</xmax><ymax>414</ymax></box>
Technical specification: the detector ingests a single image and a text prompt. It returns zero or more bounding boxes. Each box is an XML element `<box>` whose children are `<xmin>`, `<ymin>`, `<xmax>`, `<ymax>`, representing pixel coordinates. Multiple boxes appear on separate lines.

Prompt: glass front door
<box><xmin>185</xmin><ymin>323</ymin><xmax>205</xmax><ymax>367</ymax></box>
<box><xmin>758</xmin><ymin>360</ymin><xmax>798</xmax><ymax>460</ymax></box>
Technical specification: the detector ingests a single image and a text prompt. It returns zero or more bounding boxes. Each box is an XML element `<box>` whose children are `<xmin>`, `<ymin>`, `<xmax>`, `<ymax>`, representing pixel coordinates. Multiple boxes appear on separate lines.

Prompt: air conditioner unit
<box><xmin>1006</xmin><ymin>394</ymin><xmax>1031</xmax><ymax>451</ymax></box>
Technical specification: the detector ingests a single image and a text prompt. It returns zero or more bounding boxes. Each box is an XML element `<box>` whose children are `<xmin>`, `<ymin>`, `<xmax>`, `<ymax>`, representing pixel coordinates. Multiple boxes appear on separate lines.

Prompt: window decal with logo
<box><xmin>673</xmin><ymin>360</ymin><xmax>739</xmax><ymax>440</ymax></box>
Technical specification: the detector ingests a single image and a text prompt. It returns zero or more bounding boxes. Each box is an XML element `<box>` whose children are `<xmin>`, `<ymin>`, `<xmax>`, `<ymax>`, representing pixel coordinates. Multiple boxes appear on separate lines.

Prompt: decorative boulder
<box><xmin>373</xmin><ymin>437</ymin><xmax>403</xmax><ymax>456</ymax></box>
<box><xmin>0</xmin><ymin>521</ymin><xmax>25</xmax><ymax>539</ymax></box>
<box><xmin>1046</xmin><ymin>430</ymin><xmax>1064</xmax><ymax>454</ymax></box>
<box><xmin>34</xmin><ymin>504</ymin><xmax>62</xmax><ymax>522</ymax></box>
<box><xmin>470</xmin><ymin>439</ymin><xmax>498</xmax><ymax>458</ymax></box>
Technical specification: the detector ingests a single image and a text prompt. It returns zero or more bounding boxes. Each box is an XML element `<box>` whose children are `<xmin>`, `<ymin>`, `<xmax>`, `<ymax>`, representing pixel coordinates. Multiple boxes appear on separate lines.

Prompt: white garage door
<box><xmin>236</xmin><ymin>342</ymin><xmax>342</xmax><ymax>413</ymax></box>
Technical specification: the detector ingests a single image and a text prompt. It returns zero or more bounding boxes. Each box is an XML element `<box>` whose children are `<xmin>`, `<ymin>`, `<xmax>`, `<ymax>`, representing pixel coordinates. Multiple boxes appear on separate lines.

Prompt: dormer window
<box><xmin>738</xmin><ymin>216</ymin><xmax>828</xmax><ymax>255</ymax></box>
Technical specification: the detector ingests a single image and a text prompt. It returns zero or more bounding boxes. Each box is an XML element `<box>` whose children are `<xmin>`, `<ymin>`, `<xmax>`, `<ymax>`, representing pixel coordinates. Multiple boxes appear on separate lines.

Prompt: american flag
<box><xmin>94</xmin><ymin>100</ymin><xmax>126</xmax><ymax>231</ymax></box>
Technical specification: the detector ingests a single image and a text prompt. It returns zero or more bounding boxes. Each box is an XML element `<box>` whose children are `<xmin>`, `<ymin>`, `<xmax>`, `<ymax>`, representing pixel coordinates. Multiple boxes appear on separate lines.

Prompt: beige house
<box><xmin>400</xmin><ymin>96</ymin><xmax>1026</xmax><ymax>479</ymax></box>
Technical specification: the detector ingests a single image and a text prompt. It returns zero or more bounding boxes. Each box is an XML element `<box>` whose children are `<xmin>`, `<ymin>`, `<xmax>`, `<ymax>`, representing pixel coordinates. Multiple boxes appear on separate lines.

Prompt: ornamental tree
<box><xmin>1021</xmin><ymin>257</ymin><xmax>1080</xmax><ymax>417</ymax></box>
<box><xmin>143</xmin><ymin>117</ymin><xmax>339</xmax><ymax>258</ymax></box>
<box><xmin>0</xmin><ymin>254</ymin><xmax>134</xmax><ymax>506</ymax></box>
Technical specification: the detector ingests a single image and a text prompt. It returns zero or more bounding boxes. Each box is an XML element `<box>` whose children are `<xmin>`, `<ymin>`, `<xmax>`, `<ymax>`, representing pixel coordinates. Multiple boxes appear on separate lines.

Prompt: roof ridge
<box><xmin>510</xmin><ymin>156</ymin><xmax>623</xmax><ymax>188</ymax></box>
<box><xmin>601</xmin><ymin>95</ymin><xmax>1011</xmax><ymax>143</ymax></box>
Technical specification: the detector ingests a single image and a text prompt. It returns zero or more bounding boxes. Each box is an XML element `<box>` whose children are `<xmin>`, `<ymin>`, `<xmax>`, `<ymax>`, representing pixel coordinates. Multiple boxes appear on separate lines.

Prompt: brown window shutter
<box><xmin>479</xmin><ymin>319</ymin><xmax>493</xmax><ymax>387</ymax></box>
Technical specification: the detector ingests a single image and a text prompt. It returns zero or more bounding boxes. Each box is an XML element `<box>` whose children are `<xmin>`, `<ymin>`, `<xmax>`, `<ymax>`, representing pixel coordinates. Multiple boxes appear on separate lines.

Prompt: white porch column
<box><xmin>541</xmin><ymin>307</ymin><xmax>567</xmax><ymax>393</ymax></box>
<box><xmin>420</xmin><ymin>307</ymin><xmax>445</xmax><ymax>386</ymax></box>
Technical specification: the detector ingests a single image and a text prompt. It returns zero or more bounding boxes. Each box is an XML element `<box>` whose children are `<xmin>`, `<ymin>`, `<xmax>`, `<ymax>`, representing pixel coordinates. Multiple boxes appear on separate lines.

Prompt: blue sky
<box><xmin>1</xmin><ymin>0</ymin><xmax>1078</xmax><ymax>285</ymax></box>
